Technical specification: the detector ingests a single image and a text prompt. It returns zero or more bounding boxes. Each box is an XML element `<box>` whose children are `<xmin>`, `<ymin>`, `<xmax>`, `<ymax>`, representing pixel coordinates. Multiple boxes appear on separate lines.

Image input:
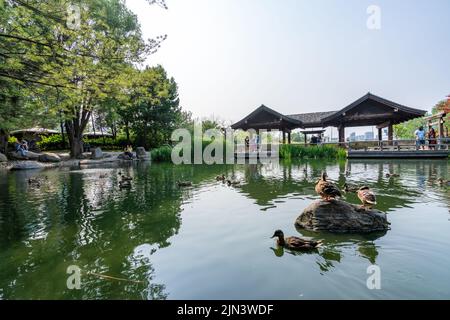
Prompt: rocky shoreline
<box><xmin>0</xmin><ymin>148</ymin><xmax>150</xmax><ymax>171</ymax></box>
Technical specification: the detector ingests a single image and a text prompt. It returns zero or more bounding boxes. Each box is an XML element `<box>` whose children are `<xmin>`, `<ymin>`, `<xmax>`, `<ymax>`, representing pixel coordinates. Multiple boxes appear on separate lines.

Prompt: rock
<box><xmin>295</xmin><ymin>199</ymin><xmax>389</xmax><ymax>233</ymax></box>
<box><xmin>136</xmin><ymin>147</ymin><xmax>149</xmax><ymax>160</ymax></box>
<box><xmin>118</xmin><ymin>153</ymin><xmax>133</xmax><ymax>161</ymax></box>
<box><xmin>91</xmin><ymin>147</ymin><xmax>103</xmax><ymax>160</ymax></box>
<box><xmin>10</xmin><ymin>161</ymin><xmax>45</xmax><ymax>170</ymax></box>
<box><xmin>38</xmin><ymin>153</ymin><xmax>61</xmax><ymax>163</ymax></box>
<box><xmin>9</xmin><ymin>150</ymin><xmax>40</xmax><ymax>160</ymax></box>
<box><xmin>0</xmin><ymin>153</ymin><xmax>7</xmax><ymax>162</ymax></box>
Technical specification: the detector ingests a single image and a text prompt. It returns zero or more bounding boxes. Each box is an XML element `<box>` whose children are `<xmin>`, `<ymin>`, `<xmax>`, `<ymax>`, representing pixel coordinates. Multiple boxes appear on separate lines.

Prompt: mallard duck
<box><xmin>216</xmin><ymin>174</ymin><xmax>226</xmax><ymax>181</ymax></box>
<box><xmin>177</xmin><ymin>181</ymin><xmax>192</xmax><ymax>187</ymax></box>
<box><xmin>119</xmin><ymin>180</ymin><xmax>132</xmax><ymax>189</ymax></box>
<box><xmin>226</xmin><ymin>179</ymin><xmax>240</xmax><ymax>186</ymax></box>
<box><xmin>120</xmin><ymin>174</ymin><xmax>133</xmax><ymax>182</ymax></box>
<box><xmin>342</xmin><ymin>183</ymin><xmax>359</xmax><ymax>193</ymax></box>
<box><xmin>315</xmin><ymin>172</ymin><xmax>342</xmax><ymax>201</ymax></box>
<box><xmin>28</xmin><ymin>178</ymin><xmax>41</xmax><ymax>187</ymax></box>
<box><xmin>357</xmin><ymin>186</ymin><xmax>377</xmax><ymax>208</ymax></box>
<box><xmin>386</xmin><ymin>173</ymin><xmax>399</xmax><ymax>178</ymax></box>
<box><xmin>271</xmin><ymin>230</ymin><xmax>322</xmax><ymax>251</ymax></box>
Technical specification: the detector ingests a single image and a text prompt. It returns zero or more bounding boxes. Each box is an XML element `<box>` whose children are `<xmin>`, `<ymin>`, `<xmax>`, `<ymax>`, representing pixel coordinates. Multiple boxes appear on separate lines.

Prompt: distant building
<box><xmin>364</xmin><ymin>131</ymin><xmax>374</xmax><ymax>140</ymax></box>
<box><xmin>349</xmin><ymin>132</ymin><xmax>356</xmax><ymax>141</ymax></box>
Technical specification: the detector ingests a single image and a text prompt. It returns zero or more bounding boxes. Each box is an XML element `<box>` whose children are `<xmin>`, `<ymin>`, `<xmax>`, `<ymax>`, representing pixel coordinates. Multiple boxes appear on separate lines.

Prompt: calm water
<box><xmin>0</xmin><ymin>159</ymin><xmax>449</xmax><ymax>300</ymax></box>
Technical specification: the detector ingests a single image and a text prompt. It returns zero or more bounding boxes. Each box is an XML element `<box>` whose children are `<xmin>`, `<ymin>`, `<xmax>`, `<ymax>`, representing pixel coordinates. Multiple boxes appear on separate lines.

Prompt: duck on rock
<box><xmin>357</xmin><ymin>186</ymin><xmax>377</xmax><ymax>209</ymax></box>
<box><xmin>315</xmin><ymin>172</ymin><xmax>342</xmax><ymax>201</ymax></box>
<box><xmin>271</xmin><ymin>230</ymin><xmax>322</xmax><ymax>251</ymax></box>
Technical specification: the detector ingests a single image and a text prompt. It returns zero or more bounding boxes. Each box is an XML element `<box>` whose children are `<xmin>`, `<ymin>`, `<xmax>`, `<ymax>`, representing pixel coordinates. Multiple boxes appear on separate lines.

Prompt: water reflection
<box><xmin>0</xmin><ymin>159</ymin><xmax>449</xmax><ymax>299</ymax></box>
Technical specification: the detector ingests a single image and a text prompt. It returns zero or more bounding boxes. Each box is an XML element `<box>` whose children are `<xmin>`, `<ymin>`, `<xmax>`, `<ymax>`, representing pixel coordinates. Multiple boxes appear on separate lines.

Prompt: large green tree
<box><xmin>0</xmin><ymin>0</ymin><xmax>167</xmax><ymax>157</ymax></box>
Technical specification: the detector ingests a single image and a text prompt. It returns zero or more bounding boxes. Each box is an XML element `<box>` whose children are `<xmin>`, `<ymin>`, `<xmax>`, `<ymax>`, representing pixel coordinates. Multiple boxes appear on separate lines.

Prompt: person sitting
<box><xmin>14</xmin><ymin>138</ymin><xmax>28</xmax><ymax>158</ymax></box>
<box><xmin>124</xmin><ymin>145</ymin><xmax>134</xmax><ymax>159</ymax></box>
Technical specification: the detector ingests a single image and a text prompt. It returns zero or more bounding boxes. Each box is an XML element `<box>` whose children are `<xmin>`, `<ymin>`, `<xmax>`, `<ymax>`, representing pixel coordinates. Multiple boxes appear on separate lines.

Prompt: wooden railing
<box><xmin>348</xmin><ymin>138</ymin><xmax>450</xmax><ymax>151</ymax></box>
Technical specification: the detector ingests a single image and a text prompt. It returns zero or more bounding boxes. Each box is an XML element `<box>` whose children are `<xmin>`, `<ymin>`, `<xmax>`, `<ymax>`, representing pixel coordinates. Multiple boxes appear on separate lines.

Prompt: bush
<box><xmin>151</xmin><ymin>145</ymin><xmax>173</xmax><ymax>162</ymax></box>
<box><xmin>36</xmin><ymin>134</ymin><xmax>65</xmax><ymax>151</ymax></box>
<box><xmin>279</xmin><ymin>144</ymin><xmax>346</xmax><ymax>160</ymax></box>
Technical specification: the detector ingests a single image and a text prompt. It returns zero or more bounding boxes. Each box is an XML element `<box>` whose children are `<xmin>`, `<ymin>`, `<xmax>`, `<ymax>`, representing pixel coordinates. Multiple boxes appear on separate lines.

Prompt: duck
<box><xmin>437</xmin><ymin>178</ymin><xmax>450</xmax><ymax>186</ymax></box>
<box><xmin>28</xmin><ymin>178</ymin><xmax>41</xmax><ymax>187</ymax></box>
<box><xmin>357</xmin><ymin>186</ymin><xmax>377</xmax><ymax>208</ymax></box>
<box><xmin>177</xmin><ymin>180</ymin><xmax>192</xmax><ymax>187</ymax></box>
<box><xmin>120</xmin><ymin>174</ymin><xmax>133</xmax><ymax>182</ymax></box>
<box><xmin>271</xmin><ymin>230</ymin><xmax>322</xmax><ymax>251</ymax></box>
<box><xmin>315</xmin><ymin>172</ymin><xmax>342</xmax><ymax>201</ymax></box>
<box><xmin>226</xmin><ymin>179</ymin><xmax>241</xmax><ymax>186</ymax></box>
<box><xmin>119</xmin><ymin>180</ymin><xmax>132</xmax><ymax>189</ymax></box>
<box><xmin>216</xmin><ymin>174</ymin><xmax>226</xmax><ymax>181</ymax></box>
<box><xmin>99</xmin><ymin>173</ymin><xmax>108</xmax><ymax>179</ymax></box>
<box><xmin>386</xmin><ymin>173</ymin><xmax>400</xmax><ymax>178</ymax></box>
<box><xmin>342</xmin><ymin>183</ymin><xmax>359</xmax><ymax>193</ymax></box>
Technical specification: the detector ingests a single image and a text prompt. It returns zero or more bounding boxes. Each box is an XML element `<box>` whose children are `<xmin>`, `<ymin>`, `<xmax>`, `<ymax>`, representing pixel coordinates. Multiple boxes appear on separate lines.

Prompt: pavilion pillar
<box><xmin>288</xmin><ymin>131</ymin><xmax>291</xmax><ymax>144</ymax></box>
<box><xmin>282</xmin><ymin>130</ymin><xmax>286</xmax><ymax>144</ymax></box>
<box><xmin>338</xmin><ymin>125</ymin><xmax>345</xmax><ymax>146</ymax></box>
<box><xmin>438</xmin><ymin>116</ymin><xmax>444</xmax><ymax>139</ymax></box>
<box><xmin>388</xmin><ymin>124</ymin><xmax>393</xmax><ymax>145</ymax></box>
<box><xmin>378</xmin><ymin>128</ymin><xmax>382</xmax><ymax>141</ymax></box>
<box><xmin>304</xmin><ymin>133</ymin><xmax>307</xmax><ymax>145</ymax></box>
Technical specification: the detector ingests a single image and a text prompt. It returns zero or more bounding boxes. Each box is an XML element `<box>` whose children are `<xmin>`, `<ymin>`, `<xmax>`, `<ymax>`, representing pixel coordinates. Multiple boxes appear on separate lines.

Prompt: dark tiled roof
<box><xmin>287</xmin><ymin>111</ymin><xmax>337</xmax><ymax>126</ymax></box>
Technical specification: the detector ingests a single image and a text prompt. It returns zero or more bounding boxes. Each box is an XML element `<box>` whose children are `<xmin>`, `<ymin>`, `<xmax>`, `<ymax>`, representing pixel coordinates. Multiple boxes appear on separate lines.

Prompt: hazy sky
<box><xmin>125</xmin><ymin>0</ymin><xmax>450</xmax><ymax>136</ymax></box>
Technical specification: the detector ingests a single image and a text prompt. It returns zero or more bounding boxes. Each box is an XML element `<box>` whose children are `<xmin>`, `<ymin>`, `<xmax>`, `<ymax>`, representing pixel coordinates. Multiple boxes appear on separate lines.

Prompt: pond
<box><xmin>0</xmin><ymin>159</ymin><xmax>449</xmax><ymax>299</ymax></box>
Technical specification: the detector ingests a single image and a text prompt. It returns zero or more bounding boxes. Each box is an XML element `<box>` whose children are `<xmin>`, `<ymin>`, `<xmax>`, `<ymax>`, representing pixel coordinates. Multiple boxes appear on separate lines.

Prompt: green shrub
<box><xmin>36</xmin><ymin>134</ymin><xmax>65</xmax><ymax>151</ymax></box>
<box><xmin>279</xmin><ymin>144</ymin><xmax>347</xmax><ymax>160</ymax></box>
<box><xmin>151</xmin><ymin>145</ymin><xmax>173</xmax><ymax>162</ymax></box>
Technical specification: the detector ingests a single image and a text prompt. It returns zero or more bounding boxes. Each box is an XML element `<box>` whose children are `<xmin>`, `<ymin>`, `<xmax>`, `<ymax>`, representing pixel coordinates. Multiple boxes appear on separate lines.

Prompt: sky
<box><xmin>125</xmin><ymin>0</ymin><xmax>450</xmax><ymax>137</ymax></box>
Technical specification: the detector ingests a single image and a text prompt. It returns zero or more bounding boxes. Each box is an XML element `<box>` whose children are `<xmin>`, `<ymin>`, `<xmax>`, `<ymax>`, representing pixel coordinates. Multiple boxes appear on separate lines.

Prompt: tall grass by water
<box><xmin>151</xmin><ymin>142</ymin><xmax>347</xmax><ymax>162</ymax></box>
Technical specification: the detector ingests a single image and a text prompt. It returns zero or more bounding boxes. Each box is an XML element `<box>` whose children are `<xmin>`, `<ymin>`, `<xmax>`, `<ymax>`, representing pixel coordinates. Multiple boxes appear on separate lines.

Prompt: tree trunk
<box><xmin>60</xmin><ymin>121</ymin><xmax>66</xmax><ymax>149</ymax></box>
<box><xmin>0</xmin><ymin>129</ymin><xmax>9</xmax><ymax>154</ymax></box>
<box><xmin>125</xmin><ymin>121</ymin><xmax>130</xmax><ymax>144</ymax></box>
<box><xmin>65</xmin><ymin>107</ymin><xmax>91</xmax><ymax>159</ymax></box>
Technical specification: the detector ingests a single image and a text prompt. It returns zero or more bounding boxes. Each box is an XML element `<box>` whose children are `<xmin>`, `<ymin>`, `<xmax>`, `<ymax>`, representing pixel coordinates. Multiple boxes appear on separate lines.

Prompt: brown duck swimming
<box><xmin>315</xmin><ymin>172</ymin><xmax>342</xmax><ymax>201</ymax></box>
<box><xmin>271</xmin><ymin>230</ymin><xmax>322</xmax><ymax>251</ymax></box>
<box><xmin>216</xmin><ymin>174</ymin><xmax>226</xmax><ymax>181</ymax></box>
<box><xmin>357</xmin><ymin>186</ymin><xmax>377</xmax><ymax>208</ymax></box>
<box><xmin>177</xmin><ymin>180</ymin><xmax>192</xmax><ymax>187</ymax></box>
<box><xmin>342</xmin><ymin>183</ymin><xmax>359</xmax><ymax>193</ymax></box>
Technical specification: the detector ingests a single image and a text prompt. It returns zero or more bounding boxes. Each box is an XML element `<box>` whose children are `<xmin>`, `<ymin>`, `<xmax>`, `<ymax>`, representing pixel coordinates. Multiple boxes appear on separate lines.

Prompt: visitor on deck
<box><xmin>414</xmin><ymin>126</ymin><xmax>426</xmax><ymax>150</ymax></box>
<box><xmin>428</xmin><ymin>127</ymin><xmax>437</xmax><ymax>150</ymax></box>
<box><xmin>244</xmin><ymin>136</ymin><xmax>250</xmax><ymax>152</ymax></box>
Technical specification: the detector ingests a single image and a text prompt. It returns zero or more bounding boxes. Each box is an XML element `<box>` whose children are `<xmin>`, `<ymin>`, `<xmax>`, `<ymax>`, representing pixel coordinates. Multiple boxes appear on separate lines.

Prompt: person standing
<box><xmin>428</xmin><ymin>127</ymin><xmax>437</xmax><ymax>150</ymax></box>
<box><xmin>414</xmin><ymin>126</ymin><xmax>426</xmax><ymax>150</ymax></box>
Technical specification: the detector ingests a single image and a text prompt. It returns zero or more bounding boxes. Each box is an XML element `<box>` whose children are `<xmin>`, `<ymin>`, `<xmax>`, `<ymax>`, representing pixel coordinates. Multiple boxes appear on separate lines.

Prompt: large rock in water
<box><xmin>136</xmin><ymin>147</ymin><xmax>149</xmax><ymax>160</ymax></box>
<box><xmin>0</xmin><ymin>153</ymin><xmax>7</xmax><ymax>162</ymax></box>
<box><xmin>295</xmin><ymin>199</ymin><xmax>389</xmax><ymax>233</ymax></box>
<box><xmin>39</xmin><ymin>153</ymin><xmax>61</xmax><ymax>163</ymax></box>
<box><xmin>11</xmin><ymin>161</ymin><xmax>45</xmax><ymax>170</ymax></box>
<box><xmin>91</xmin><ymin>147</ymin><xmax>103</xmax><ymax>160</ymax></box>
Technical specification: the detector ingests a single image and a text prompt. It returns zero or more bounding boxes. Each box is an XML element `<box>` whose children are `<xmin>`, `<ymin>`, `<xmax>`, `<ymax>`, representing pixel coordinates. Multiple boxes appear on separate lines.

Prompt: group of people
<box><xmin>244</xmin><ymin>135</ymin><xmax>260</xmax><ymax>152</ymax></box>
<box><xmin>414</xmin><ymin>126</ymin><xmax>437</xmax><ymax>150</ymax></box>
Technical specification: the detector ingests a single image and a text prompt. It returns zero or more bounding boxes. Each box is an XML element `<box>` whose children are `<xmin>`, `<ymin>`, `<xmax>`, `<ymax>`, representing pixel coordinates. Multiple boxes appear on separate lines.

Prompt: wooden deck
<box><xmin>348</xmin><ymin>149</ymin><xmax>449</xmax><ymax>159</ymax></box>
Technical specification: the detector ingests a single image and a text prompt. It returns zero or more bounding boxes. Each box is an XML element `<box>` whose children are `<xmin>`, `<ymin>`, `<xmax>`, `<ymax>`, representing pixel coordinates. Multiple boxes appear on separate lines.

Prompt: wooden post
<box><xmin>288</xmin><ymin>131</ymin><xmax>291</xmax><ymax>144</ymax></box>
<box><xmin>304</xmin><ymin>133</ymin><xmax>307</xmax><ymax>145</ymax></box>
<box><xmin>338</xmin><ymin>125</ymin><xmax>345</xmax><ymax>146</ymax></box>
<box><xmin>388</xmin><ymin>124</ymin><xmax>393</xmax><ymax>145</ymax></box>
<box><xmin>282</xmin><ymin>130</ymin><xmax>286</xmax><ymax>144</ymax></box>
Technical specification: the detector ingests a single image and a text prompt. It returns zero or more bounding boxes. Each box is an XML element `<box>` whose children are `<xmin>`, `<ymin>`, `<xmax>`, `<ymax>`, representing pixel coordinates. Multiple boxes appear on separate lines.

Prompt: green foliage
<box><xmin>36</xmin><ymin>135</ymin><xmax>65</xmax><ymax>151</ymax></box>
<box><xmin>36</xmin><ymin>134</ymin><xmax>129</xmax><ymax>151</ymax></box>
<box><xmin>151</xmin><ymin>145</ymin><xmax>173</xmax><ymax>162</ymax></box>
<box><xmin>279</xmin><ymin>144</ymin><xmax>347</xmax><ymax>160</ymax></box>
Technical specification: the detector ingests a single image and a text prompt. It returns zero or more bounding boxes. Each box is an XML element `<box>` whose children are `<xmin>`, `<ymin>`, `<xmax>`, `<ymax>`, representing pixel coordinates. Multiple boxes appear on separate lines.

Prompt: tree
<box><xmin>0</xmin><ymin>0</ymin><xmax>167</xmax><ymax>157</ymax></box>
<box><xmin>124</xmin><ymin>66</ymin><xmax>180</xmax><ymax>149</ymax></box>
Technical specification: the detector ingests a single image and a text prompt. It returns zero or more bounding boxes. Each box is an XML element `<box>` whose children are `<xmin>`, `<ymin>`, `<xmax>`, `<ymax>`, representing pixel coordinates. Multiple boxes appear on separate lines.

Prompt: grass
<box><xmin>151</xmin><ymin>142</ymin><xmax>347</xmax><ymax>162</ymax></box>
<box><xmin>279</xmin><ymin>144</ymin><xmax>347</xmax><ymax>160</ymax></box>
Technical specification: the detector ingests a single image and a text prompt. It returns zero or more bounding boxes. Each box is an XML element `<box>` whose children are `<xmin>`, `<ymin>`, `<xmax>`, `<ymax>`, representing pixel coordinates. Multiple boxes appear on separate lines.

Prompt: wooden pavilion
<box><xmin>231</xmin><ymin>93</ymin><xmax>428</xmax><ymax>144</ymax></box>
